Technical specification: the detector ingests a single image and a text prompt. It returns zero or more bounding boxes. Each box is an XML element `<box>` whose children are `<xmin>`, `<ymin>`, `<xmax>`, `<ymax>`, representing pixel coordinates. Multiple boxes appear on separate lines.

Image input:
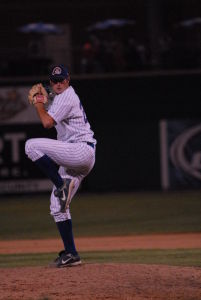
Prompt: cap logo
<box><xmin>52</xmin><ymin>67</ymin><xmax>62</xmax><ymax>75</ymax></box>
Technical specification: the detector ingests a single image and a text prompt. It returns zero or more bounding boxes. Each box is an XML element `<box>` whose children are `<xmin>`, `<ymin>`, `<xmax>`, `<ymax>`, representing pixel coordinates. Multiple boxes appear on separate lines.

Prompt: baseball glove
<box><xmin>28</xmin><ymin>83</ymin><xmax>48</xmax><ymax>105</ymax></box>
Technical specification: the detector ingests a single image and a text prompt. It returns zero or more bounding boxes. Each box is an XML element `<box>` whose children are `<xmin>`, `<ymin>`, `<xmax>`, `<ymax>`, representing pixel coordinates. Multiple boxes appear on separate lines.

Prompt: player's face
<box><xmin>50</xmin><ymin>78</ymin><xmax>69</xmax><ymax>94</ymax></box>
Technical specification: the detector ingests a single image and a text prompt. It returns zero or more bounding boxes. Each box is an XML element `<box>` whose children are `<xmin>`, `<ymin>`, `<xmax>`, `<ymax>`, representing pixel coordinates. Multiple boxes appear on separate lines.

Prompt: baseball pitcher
<box><xmin>25</xmin><ymin>64</ymin><xmax>96</xmax><ymax>267</ymax></box>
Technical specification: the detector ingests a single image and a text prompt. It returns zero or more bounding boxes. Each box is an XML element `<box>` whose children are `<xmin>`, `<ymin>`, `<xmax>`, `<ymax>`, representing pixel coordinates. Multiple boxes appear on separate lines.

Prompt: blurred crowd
<box><xmin>78</xmin><ymin>32</ymin><xmax>147</xmax><ymax>74</ymax></box>
<box><xmin>78</xmin><ymin>37</ymin><xmax>201</xmax><ymax>74</ymax></box>
<box><xmin>76</xmin><ymin>24</ymin><xmax>201</xmax><ymax>74</ymax></box>
<box><xmin>1</xmin><ymin>21</ymin><xmax>201</xmax><ymax>77</ymax></box>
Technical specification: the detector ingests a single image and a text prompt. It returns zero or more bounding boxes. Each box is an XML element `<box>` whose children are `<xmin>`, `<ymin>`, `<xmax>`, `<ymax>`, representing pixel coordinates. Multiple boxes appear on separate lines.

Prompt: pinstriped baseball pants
<box><xmin>25</xmin><ymin>138</ymin><xmax>95</xmax><ymax>222</ymax></box>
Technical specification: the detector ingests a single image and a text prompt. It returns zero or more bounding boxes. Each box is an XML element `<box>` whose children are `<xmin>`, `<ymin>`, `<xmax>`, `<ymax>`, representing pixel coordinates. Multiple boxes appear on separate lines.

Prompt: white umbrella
<box><xmin>87</xmin><ymin>18</ymin><xmax>135</xmax><ymax>31</ymax></box>
<box><xmin>18</xmin><ymin>22</ymin><xmax>62</xmax><ymax>34</ymax></box>
<box><xmin>176</xmin><ymin>17</ymin><xmax>201</xmax><ymax>28</ymax></box>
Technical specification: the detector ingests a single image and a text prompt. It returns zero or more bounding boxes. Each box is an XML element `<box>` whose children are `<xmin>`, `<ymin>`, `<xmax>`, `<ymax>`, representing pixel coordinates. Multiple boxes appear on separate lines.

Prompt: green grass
<box><xmin>0</xmin><ymin>249</ymin><xmax>201</xmax><ymax>268</ymax></box>
<box><xmin>0</xmin><ymin>190</ymin><xmax>201</xmax><ymax>240</ymax></box>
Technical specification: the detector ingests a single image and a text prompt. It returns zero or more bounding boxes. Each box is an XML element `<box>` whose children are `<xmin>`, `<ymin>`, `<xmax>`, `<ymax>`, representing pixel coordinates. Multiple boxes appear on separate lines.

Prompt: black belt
<box><xmin>86</xmin><ymin>142</ymin><xmax>95</xmax><ymax>149</ymax></box>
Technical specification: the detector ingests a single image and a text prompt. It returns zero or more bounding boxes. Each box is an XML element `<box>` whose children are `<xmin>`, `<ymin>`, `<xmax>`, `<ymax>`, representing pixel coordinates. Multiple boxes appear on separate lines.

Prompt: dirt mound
<box><xmin>0</xmin><ymin>263</ymin><xmax>201</xmax><ymax>300</ymax></box>
<box><xmin>1</xmin><ymin>233</ymin><xmax>201</xmax><ymax>299</ymax></box>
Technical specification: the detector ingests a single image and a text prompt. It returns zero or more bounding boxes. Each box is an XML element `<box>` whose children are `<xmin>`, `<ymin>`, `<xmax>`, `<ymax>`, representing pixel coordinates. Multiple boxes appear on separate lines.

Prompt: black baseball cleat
<box><xmin>49</xmin><ymin>250</ymin><xmax>82</xmax><ymax>268</ymax></box>
<box><xmin>54</xmin><ymin>178</ymin><xmax>75</xmax><ymax>212</ymax></box>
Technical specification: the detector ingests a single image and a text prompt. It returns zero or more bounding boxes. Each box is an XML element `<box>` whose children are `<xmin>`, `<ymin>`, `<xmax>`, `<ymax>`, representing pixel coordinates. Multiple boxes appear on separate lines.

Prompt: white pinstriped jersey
<box><xmin>25</xmin><ymin>84</ymin><xmax>96</xmax><ymax>221</ymax></box>
<box><xmin>48</xmin><ymin>86</ymin><xmax>96</xmax><ymax>144</ymax></box>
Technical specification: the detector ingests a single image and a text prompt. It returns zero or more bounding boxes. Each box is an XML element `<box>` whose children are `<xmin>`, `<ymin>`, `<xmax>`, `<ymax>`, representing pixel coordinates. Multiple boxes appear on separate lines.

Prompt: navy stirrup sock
<box><xmin>56</xmin><ymin>220</ymin><xmax>78</xmax><ymax>255</ymax></box>
<box><xmin>34</xmin><ymin>154</ymin><xmax>63</xmax><ymax>189</ymax></box>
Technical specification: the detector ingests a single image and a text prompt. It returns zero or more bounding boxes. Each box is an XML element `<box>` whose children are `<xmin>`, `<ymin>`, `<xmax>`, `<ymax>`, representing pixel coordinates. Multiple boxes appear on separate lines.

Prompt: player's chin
<box><xmin>55</xmin><ymin>89</ymin><xmax>63</xmax><ymax>94</ymax></box>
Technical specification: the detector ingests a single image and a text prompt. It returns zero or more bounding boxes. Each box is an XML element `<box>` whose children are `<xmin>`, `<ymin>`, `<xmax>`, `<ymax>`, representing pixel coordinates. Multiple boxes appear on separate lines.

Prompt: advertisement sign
<box><xmin>160</xmin><ymin>119</ymin><xmax>201</xmax><ymax>189</ymax></box>
<box><xmin>0</xmin><ymin>86</ymin><xmax>54</xmax><ymax>194</ymax></box>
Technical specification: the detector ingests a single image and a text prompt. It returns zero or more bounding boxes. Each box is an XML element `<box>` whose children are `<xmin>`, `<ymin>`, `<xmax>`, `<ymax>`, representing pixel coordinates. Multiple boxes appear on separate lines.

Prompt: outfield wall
<box><xmin>0</xmin><ymin>71</ymin><xmax>201</xmax><ymax>193</ymax></box>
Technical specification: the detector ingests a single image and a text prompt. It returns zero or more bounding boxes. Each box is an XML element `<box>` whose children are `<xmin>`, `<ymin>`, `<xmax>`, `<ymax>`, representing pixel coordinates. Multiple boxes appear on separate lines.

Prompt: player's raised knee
<box><xmin>25</xmin><ymin>139</ymin><xmax>37</xmax><ymax>158</ymax></box>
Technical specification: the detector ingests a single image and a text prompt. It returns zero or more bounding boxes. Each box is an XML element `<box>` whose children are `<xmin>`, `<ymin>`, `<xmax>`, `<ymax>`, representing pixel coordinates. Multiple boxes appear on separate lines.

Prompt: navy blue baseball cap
<box><xmin>49</xmin><ymin>65</ymin><xmax>69</xmax><ymax>82</ymax></box>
